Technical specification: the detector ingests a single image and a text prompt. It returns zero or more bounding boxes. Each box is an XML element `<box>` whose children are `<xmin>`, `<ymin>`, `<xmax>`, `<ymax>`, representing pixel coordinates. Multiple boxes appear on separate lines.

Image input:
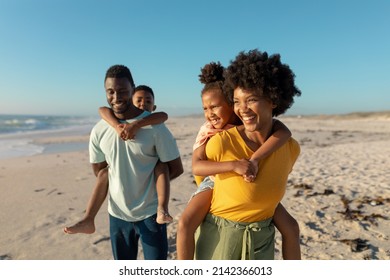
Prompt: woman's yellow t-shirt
<box><xmin>206</xmin><ymin>126</ymin><xmax>300</xmax><ymax>223</ymax></box>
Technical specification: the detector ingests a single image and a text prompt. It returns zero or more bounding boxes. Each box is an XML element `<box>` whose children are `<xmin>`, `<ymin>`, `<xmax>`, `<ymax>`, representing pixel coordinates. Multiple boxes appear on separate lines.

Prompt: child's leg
<box><xmin>64</xmin><ymin>167</ymin><xmax>109</xmax><ymax>234</ymax></box>
<box><xmin>273</xmin><ymin>203</ymin><xmax>301</xmax><ymax>259</ymax></box>
<box><xmin>155</xmin><ymin>161</ymin><xmax>173</xmax><ymax>224</ymax></box>
<box><xmin>176</xmin><ymin>189</ymin><xmax>212</xmax><ymax>260</ymax></box>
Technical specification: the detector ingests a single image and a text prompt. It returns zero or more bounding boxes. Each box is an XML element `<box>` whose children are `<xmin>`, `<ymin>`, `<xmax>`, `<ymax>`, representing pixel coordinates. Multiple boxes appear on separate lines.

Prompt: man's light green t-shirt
<box><xmin>89</xmin><ymin>111</ymin><xmax>180</xmax><ymax>222</ymax></box>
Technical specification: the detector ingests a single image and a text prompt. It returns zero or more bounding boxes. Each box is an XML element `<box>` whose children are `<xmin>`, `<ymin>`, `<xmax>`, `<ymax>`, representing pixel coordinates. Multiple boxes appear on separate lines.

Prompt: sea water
<box><xmin>0</xmin><ymin>114</ymin><xmax>98</xmax><ymax>160</ymax></box>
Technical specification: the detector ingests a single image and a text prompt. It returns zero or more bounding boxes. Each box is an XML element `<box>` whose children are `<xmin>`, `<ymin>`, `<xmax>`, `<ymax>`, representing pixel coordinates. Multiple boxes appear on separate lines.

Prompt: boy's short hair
<box><xmin>105</xmin><ymin>65</ymin><xmax>135</xmax><ymax>88</ymax></box>
<box><xmin>225</xmin><ymin>49</ymin><xmax>301</xmax><ymax>116</ymax></box>
<box><xmin>135</xmin><ymin>85</ymin><xmax>154</xmax><ymax>99</ymax></box>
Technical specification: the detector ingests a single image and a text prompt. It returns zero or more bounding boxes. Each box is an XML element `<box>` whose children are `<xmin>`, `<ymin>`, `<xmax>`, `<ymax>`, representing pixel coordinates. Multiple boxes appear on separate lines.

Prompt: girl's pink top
<box><xmin>193</xmin><ymin>121</ymin><xmax>234</xmax><ymax>151</ymax></box>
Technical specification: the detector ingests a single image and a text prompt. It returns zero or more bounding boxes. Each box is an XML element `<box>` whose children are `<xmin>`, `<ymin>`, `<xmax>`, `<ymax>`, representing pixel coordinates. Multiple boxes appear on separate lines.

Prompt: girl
<box><xmin>176</xmin><ymin>61</ymin><xmax>301</xmax><ymax>259</ymax></box>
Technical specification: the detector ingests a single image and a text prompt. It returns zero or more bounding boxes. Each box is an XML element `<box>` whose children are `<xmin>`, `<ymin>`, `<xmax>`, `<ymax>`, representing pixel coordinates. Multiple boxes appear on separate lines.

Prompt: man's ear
<box><xmin>153</xmin><ymin>105</ymin><xmax>157</xmax><ymax>111</ymax></box>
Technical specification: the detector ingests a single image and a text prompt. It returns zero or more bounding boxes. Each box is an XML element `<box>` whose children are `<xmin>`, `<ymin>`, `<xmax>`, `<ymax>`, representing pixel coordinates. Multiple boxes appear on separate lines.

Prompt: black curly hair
<box><xmin>225</xmin><ymin>49</ymin><xmax>301</xmax><ymax>116</ymax></box>
<box><xmin>104</xmin><ymin>64</ymin><xmax>135</xmax><ymax>88</ymax></box>
<box><xmin>135</xmin><ymin>85</ymin><xmax>154</xmax><ymax>98</ymax></box>
<box><xmin>198</xmin><ymin>62</ymin><xmax>233</xmax><ymax>105</ymax></box>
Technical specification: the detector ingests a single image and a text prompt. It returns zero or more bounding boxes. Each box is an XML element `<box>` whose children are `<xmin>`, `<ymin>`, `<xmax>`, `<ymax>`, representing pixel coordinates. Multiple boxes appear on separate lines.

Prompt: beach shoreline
<box><xmin>0</xmin><ymin>112</ymin><xmax>389</xmax><ymax>260</ymax></box>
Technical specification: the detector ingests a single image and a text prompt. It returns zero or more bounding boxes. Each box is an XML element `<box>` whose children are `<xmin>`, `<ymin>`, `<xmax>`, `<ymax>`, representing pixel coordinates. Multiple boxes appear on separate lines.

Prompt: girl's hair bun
<box><xmin>199</xmin><ymin>62</ymin><xmax>224</xmax><ymax>84</ymax></box>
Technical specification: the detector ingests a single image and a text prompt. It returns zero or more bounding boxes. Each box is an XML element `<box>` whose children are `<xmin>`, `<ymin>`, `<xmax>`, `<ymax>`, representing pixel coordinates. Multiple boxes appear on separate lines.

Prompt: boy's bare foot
<box><xmin>63</xmin><ymin>218</ymin><xmax>95</xmax><ymax>234</ymax></box>
<box><xmin>156</xmin><ymin>209</ymin><xmax>173</xmax><ymax>224</ymax></box>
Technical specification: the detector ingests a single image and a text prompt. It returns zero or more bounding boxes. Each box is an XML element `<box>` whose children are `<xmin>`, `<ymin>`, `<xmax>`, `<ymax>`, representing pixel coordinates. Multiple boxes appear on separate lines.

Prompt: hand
<box><xmin>115</xmin><ymin>124</ymin><xmax>126</xmax><ymax>140</ymax></box>
<box><xmin>243</xmin><ymin>174</ymin><xmax>255</xmax><ymax>183</ymax></box>
<box><xmin>243</xmin><ymin>159</ymin><xmax>259</xmax><ymax>182</ymax></box>
<box><xmin>232</xmin><ymin>159</ymin><xmax>254</xmax><ymax>177</ymax></box>
<box><xmin>121</xmin><ymin>122</ymin><xmax>140</xmax><ymax>140</ymax></box>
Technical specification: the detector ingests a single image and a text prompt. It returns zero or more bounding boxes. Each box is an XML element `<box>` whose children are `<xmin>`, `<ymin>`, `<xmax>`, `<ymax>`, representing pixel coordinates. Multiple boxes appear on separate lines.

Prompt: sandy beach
<box><xmin>0</xmin><ymin>112</ymin><xmax>389</xmax><ymax>260</ymax></box>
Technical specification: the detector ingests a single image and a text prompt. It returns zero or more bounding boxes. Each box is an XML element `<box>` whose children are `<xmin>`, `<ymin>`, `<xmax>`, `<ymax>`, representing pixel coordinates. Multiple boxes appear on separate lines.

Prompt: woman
<box><xmin>195</xmin><ymin>49</ymin><xmax>302</xmax><ymax>260</ymax></box>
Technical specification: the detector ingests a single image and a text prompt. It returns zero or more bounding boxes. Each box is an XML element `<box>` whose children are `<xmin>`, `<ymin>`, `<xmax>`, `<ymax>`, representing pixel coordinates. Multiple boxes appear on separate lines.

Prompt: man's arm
<box><xmin>165</xmin><ymin>157</ymin><xmax>183</xmax><ymax>181</ymax></box>
<box><xmin>92</xmin><ymin>161</ymin><xmax>108</xmax><ymax>177</ymax></box>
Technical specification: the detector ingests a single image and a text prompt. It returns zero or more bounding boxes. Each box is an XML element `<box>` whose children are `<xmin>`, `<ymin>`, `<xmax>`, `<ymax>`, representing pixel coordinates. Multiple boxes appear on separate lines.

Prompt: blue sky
<box><xmin>0</xmin><ymin>0</ymin><xmax>389</xmax><ymax>117</ymax></box>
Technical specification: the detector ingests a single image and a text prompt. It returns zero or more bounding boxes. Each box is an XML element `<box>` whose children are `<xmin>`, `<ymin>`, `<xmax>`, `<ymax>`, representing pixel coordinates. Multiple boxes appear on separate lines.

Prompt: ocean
<box><xmin>0</xmin><ymin>114</ymin><xmax>98</xmax><ymax>160</ymax></box>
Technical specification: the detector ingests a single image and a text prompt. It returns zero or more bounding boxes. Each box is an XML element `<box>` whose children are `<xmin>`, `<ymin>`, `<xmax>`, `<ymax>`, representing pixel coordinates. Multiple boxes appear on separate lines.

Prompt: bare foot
<box><xmin>156</xmin><ymin>210</ymin><xmax>173</xmax><ymax>224</ymax></box>
<box><xmin>63</xmin><ymin>218</ymin><xmax>95</xmax><ymax>234</ymax></box>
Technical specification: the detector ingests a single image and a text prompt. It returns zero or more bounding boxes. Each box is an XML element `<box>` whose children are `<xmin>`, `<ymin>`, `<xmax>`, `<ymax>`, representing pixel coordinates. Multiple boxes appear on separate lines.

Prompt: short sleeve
<box><xmin>89</xmin><ymin>126</ymin><xmax>106</xmax><ymax>163</ymax></box>
<box><xmin>154</xmin><ymin>124</ymin><xmax>180</xmax><ymax>163</ymax></box>
<box><xmin>205</xmin><ymin>132</ymin><xmax>224</xmax><ymax>162</ymax></box>
<box><xmin>289</xmin><ymin>138</ymin><xmax>301</xmax><ymax>172</ymax></box>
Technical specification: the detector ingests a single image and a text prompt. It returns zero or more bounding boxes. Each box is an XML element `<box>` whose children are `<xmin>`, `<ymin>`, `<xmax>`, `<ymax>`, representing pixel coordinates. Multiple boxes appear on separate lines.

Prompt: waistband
<box><xmin>206</xmin><ymin>213</ymin><xmax>273</xmax><ymax>260</ymax></box>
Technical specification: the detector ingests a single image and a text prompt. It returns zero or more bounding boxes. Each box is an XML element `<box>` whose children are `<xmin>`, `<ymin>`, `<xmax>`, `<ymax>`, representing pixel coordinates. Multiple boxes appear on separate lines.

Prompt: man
<box><xmin>89</xmin><ymin>65</ymin><xmax>183</xmax><ymax>259</ymax></box>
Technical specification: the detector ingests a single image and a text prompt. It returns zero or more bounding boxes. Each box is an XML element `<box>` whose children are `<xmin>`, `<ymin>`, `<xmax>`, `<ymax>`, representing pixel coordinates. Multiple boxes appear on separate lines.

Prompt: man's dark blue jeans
<box><xmin>109</xmin><ymin>214</ymin><xmax>168</xmax><ymax>260</ymax></box>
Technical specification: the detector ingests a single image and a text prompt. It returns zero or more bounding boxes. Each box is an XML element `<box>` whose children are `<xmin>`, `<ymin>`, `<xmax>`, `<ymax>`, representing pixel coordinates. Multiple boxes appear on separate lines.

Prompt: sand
<box><xmin>0</xmin><ymin>112</ymin><xmax>389</xmax><ymax>260</ymax></box>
